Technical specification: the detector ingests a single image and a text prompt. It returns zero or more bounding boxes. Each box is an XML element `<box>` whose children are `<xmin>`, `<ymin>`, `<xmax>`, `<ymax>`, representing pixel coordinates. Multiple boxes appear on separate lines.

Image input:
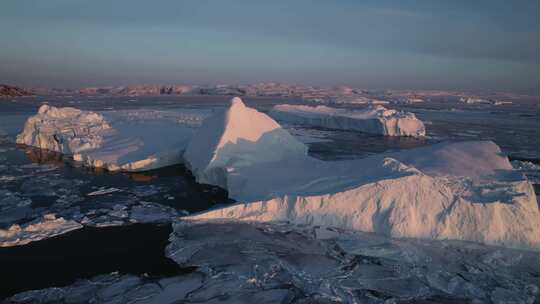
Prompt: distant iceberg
<box><xmin>270</xmin><ymin>104</ymin><xmax>426</xmax><ymax>137</ymax></box>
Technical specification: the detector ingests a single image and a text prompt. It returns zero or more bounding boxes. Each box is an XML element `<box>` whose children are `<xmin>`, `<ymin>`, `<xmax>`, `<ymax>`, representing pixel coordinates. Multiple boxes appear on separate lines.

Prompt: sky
<box><xmin>1</xmin><ymin>0</ymin><xmax>539</xmax><ymax>92</ymax></box>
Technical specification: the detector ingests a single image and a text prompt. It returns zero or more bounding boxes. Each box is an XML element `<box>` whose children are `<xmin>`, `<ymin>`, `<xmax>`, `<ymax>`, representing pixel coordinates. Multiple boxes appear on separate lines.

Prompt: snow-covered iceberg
<box><xmin>186</xmin><ymin>99</ymin><xmax>540</xmax><ymax>250</ymax></box>
<box><xmin>183</xmin><ymin>97</ymin><xmax>308</xmax><ymax>190</ymax></box>
<box><xmin>270</xmin><ymin>104</ymin><xmax>426</xmax><ymax>136</ymax></box>
<box><xmin>17</xmin><ymin>105</ymin><xmax>208</xmax><ymax>171</ymax></box>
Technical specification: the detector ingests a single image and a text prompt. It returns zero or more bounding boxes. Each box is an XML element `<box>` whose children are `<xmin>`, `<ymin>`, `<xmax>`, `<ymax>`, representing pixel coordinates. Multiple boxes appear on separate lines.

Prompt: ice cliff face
<box><xmin>270</xmin><ymin>104</ymin><xmax>426</xmax><ymax>136</ymax></box>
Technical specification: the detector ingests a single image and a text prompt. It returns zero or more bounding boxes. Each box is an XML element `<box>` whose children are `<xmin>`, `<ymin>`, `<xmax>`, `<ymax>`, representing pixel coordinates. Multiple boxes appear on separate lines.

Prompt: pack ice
<box><xmin>186</xmin><ymin>98</ymin><xmax>540</xmax><ymax>250</ymax></box>
<box><xmin>270</xmin><ymin>104</ymin><xmax>426</xmax><ymax>136</ymax></box>
<box><xmin>17</xmin><ymin>104</ymin><xmax>208</xmax><ymax>171</ymax></box>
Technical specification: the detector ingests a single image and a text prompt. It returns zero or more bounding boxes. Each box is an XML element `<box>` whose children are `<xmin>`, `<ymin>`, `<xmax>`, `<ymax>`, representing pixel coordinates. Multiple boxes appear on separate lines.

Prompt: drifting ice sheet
<box><xmin>270</xmin><ymin>104</ymin><xmax>426</xmax><ymax>136</ymax></box>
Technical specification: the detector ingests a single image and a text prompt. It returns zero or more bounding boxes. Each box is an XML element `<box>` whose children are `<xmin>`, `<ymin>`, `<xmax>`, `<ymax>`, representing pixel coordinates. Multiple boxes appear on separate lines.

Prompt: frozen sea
<box><xmin>1</xmin><ymin>95</ymin><xmax>540</xmax><ymax>303</ymax></box>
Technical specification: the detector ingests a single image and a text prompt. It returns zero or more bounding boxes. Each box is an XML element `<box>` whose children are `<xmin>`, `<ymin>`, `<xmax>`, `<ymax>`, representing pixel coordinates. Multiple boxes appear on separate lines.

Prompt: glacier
<box><xmin>270</xmin><ymin>104</ymin><xmax>426</xmax><ymax>136</ymax></box>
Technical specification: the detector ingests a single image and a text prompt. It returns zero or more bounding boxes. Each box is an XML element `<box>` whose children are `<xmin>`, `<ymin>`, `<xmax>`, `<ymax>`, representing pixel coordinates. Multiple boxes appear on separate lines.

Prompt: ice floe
<box><xmin>186</xmin><ymin>99</ymin><xmax>540</xmax><ymax>250</ymax></box>
<box><xmin>0</xmin><ymin>160</ymin><xmax>182</xmax><ymax>245</ymax></box>
<box><xmin>0</xmin><ymin>214</ymin><xmax>82</xmax><ymax>247</ymax></box>
<box><xmin>86</xmin><ymin>187</ymin><xmax>122</xmax><ymax>196</ymax></box>
<box><xmin>270</xmin><ymin>104</ymin><xmax>426</xmax><ymax>136</ymax></box>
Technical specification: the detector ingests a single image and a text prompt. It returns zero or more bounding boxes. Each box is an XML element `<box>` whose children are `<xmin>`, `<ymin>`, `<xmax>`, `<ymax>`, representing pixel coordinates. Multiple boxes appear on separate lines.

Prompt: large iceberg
<box><xmin>270</xmin><ymin>104</ymin><xmax>426</xmax><ymax>136</ymax></box>
<box><xmin>16</xmin><ymin>105</ymin><xmax>208</xmax><ymax>171</ymax></box>
<box><xmin>186</xmin><ymin>98</ymin><xmax>540</xmax><ymax>250</ymax></box>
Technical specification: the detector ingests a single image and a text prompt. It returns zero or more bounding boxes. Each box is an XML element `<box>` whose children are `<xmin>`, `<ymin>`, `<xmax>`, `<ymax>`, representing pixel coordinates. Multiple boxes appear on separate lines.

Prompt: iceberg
<box><xmin>270</xmin><ymin>104</ymin><xmax>426</xmax><ymax>136</ymax></box>
<box><xmin>16</xmin><ymin>105</ymin><xmax>208</xmax><ymax>171</ymax></box>
<box><xmin>14</xmin><ymin>98</ymin><xmax>540</xmax><ymax>249</ymax></box>
<box><xmin>185</xmin><ymin>98</ymin><xmax>540</xmax><ymax>250</ymax></box>
<box><xmin>16</xmin><ymin>105</ymin><xmax>112</xmax><ymax>154</ymax></box>
<box><xmin>183</xmin><ymin>97</ymin><xmax>308</xmax><ymax>190</ymax></box>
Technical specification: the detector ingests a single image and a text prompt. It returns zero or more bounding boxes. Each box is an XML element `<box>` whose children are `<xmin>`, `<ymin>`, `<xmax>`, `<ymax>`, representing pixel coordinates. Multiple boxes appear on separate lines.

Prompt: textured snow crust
<box><xmin>270</xmin><ymin>104</ymin><xmax>426</xmax><ymax>136</ymax></box>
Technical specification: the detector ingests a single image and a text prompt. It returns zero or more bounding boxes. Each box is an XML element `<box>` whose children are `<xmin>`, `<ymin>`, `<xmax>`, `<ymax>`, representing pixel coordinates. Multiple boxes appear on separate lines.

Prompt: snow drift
<box><xmin>187</xmin><ymin>99</ymin><xmax>540</xmax><ymax>250</ymax></box>
<box><xmin>17</xmin><ymin>105</ymin><xmax>207</xmax><ymax>171</ymax></box>
<box><xmin>270</xmin><ymin>104</ymin><xmax>426</xmax><ymax>136</ymax></box>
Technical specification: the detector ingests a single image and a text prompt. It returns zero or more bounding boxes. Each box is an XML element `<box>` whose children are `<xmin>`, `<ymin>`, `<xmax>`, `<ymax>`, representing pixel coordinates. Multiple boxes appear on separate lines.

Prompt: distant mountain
<box><xmin>0</xmin><ymin>84</ymin><xmax>33</xmax><ymax>97</ymax></box>
<box><xmin>76</xmin><ymin>85</ymin><xmax>194</xmax><ymax>96</ymax></box>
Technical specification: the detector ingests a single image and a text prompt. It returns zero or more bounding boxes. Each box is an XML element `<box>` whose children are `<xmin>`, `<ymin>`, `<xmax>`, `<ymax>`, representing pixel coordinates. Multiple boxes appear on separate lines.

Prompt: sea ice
<box><xmin>0</xmin><ymin>214</ymin><xmax>82</xmax><ymax>247</ymax></box>
<box><xmin>7</xmin><ymin>220</ymin><xmax>540</xmax><ymax>303</ymax></box>
<box><xmin>270</xmin><ymin>104</ymin><xmax>426</xmax><ymax>136</ymax></box>
<box><xmin>86</xmin><ymin>187</ymin><xmax>122</xmax><ymax>196</ymax></box>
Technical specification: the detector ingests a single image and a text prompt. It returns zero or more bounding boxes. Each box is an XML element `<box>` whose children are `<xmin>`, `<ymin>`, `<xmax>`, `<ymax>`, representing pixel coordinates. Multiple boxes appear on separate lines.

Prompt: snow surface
<box><xmin>270</xmin><ymin>104</ymin><xmax>426</xmax><ymax>136</ymax></box>
<box><xmin>0</xmin><ymin>214</ymin><xmax>82</xmax><ymax>247</ymax></box>
<box><xmin>186</xmin><ymin>99</ymin><xmax>540</xmax><ymax>250</ymax></box>
<box><xmin>17</xmin><ymin>105</ymin><xmax>209</xmax><ymax>171</ymax></box>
